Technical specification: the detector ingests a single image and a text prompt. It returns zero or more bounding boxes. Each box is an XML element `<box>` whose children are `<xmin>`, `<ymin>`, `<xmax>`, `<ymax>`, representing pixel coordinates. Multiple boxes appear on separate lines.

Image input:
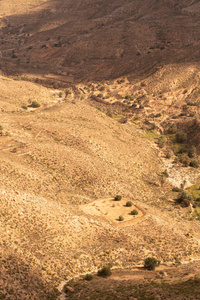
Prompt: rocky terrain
<box><xmin>0</xmin><ymin>0</ymin><xmax>200</xmax><ymax>299</ymax></box>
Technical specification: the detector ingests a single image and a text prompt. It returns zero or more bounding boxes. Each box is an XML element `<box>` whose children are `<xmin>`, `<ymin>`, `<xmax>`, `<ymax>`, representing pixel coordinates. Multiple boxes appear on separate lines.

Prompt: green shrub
<box><xmin>131</xmin><ymin>209</ymin><xmax>138</xmax><ymax>215</ymax></box>
<box><xmin>114</xmin><ymin>195</ymin><xmax>122</xmax><ymax>201</ymax></box>
<box><xmin>144</xmin><ymin>257</ymin><xmax>160</xmax><ymax>270</ymax></box>
<box><xmin>118</xmin><ymin>215</ymin><xmax>124</xmax><ymax>221</ymax></box>
<box><xmin>85</xmin><ymin>274</ymin><xmax>93</xmax><ymax>281</ymax></box>
<box><xmin>179</xmin><ymin>112</ymin><xmax>187</xmax><ymax>117</ymax></box>
<box><xmin>161</xmin><ymin>169</ymin><xmax>169</xmax><ymax>178</ymax></box>
<box><xmin>179</xmin><ymin>154</ymin><xmax>190</xmax><ymax>167</ymax></box>
<box><xmin>166</xmin><ymin>150</ymin><xmax>171</xmax><ymax>159</ymax></box>
<box><xmin>187</xmin><ymin>101</ymin><xmax>199</xmax><ymax>106</ymax></box>
<box><xmin>21</xmin><ymin>105</ymin><xmax>27</xmax><ymax>110</ymax></box>
<box><xmin>132</xmin><ymin>103</ymin><xmax>137</xmax><ymax>107</ymax></box>
<box><xmin>97</xmin><ymin>93</ymin><xmax>103</xmax><ymax>98</ymax></box>
<box><xmin>29</xmin><ymin>101</ymin><xmax>40</xmax><ymax>108</ymax></box>
<box><xmin>172</xmin><ymin>187</ymin><xmax>183</xmax><ymax>193</ymax></box>
<box><xmin>177</xmin><ymin>191</ymin><xmax>194</xmax><ymax>207</ymax></box>
<box><xmin>126</xmin><ymin>201</ymin><xmax>133</xmax><ymax>207</ymax></box>
<box><xmin>176</xmin><ymin>131</ymin><xmax>187</xmax><ymax>143</ymax></box>
<box><xmin>106</xmin><ymin>109</ymin><xmax>112</xmax><ymax>118</ymax></box>
<box><xmin>97</xmin><ymin>266</ymin><xmax>112</xmax><ymax>278</ymax></box>
<box><xmin>190</xmin><ymin>159</ymin><xmax>199</xmax><ymax>168</ymax></box>
<box><xmin>188</xmin><ymin>146</ymin><xmax>196</xmax><ymax>158</ymax></box>
<box><xmin>158</xmin><ymin>136</ymin><xmax>165</xmax><ymax>148</ymax></box>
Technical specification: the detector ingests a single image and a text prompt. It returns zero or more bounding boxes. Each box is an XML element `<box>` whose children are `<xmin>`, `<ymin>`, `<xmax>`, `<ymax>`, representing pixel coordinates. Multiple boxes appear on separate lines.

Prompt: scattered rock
<box><xmin>63</xmin><ymin>285</ymin><xmax>75</xmax><ymax>293</ymax></box>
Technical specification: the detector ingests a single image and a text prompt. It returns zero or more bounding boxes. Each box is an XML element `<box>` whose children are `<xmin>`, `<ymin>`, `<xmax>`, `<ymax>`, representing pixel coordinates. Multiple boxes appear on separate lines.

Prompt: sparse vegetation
<box><xmin>144</xmin><ymin>257</ymin><xmax>160</xmax><ymax>270</ymax></box>
<box><xmin>118</xmin><ymin>215</ymin><xmax>124</xmax><ymax>221</ymax></box>
<box><xmin>177</xmin><ymin>191</ymin><xmax>194</xmax><ymax>207</ymax></box>
<box><xmin>190</xmin><ymin>159</ymin><xmax>199</xmax><ymax>168</ymax></box>
<box><xmin>176</xmin><ymin>131</ymin><xmax>187</xmax><ymax>143</ymax></box>
<box><xmin>131</xmin><ymin>209</ymin><xmax>138</xmax><ymax>215</ymax></box>
<box><xmin>97</xmin><ymin>266</ymin><xmax>112</xmax><ymax>278</ymax></box>
<box><xmin>97</xmin><ymin>93</ymin><xmax>103</xmax><ymax>98</ymax></box>
<box><xmin>126</xmin><ymin>201</ymin><xmax>133</xmax><ymax>207</ymax></box>
<box><xmin>172</xmin><ymin>187</ymin><xmax>183</xmax><ymax>193</ymax></box>
<box><xmin>115</xmin><ymin>195</ymin><xmax>122</xmax><ymax>201</ymax></box>
<box><xmin>158</xmin><ymin>136</ymin><xmax>166</xmax><ymax>148</ymax></box>
<box><xmin>29</xmin><ymin>101</ymin><xmax>40</xmax><ymax>108</ymax></box>
<box><xmin>85</xmin><ymin>274</ymin><xmax>93</xmax><ymax>281</ymax></box>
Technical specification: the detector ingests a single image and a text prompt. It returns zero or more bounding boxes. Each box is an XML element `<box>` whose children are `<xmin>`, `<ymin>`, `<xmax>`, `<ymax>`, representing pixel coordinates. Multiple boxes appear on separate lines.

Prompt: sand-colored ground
<box><xmin>0</xmin><ymin>72</ymin><xmax>200</xmax><ymax>299</ymax></box>
<box><xmin>81</xmin><ymin>198</ymin><xmax>145</xmax><ymax>227</ymax></box>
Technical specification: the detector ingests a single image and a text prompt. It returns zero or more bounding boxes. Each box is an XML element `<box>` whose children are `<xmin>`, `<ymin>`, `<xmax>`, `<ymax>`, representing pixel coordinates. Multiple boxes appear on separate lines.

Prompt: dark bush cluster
<box><xmin>114</xmin><ymin>195</ymin><xmax>122</xmax><ymax>201</ymax></box>
<box><xmin>177</xmin><ymin>191</ymin><xmax>194</xmax><ymax>207</ymax></box>
<box><xmin>131</xmin><ymin>209</ymin><xmax>138</xmax><ymax>215</ymax></box>
<box><xmin>144</xmin><ymin>257</ymin><xmax>160</xmax><ymax>270</ymax></box>
<box><xmin>97</xmin><ymin>266</ymin><xmax>112</xmax><ymax>278</ymax></box>
<box><xmin>29</xmin><ymin>101</ymin><xmax>40</xmax><ymax>108</ymax></box>
<box><xmin>176</xmin><ymin>131</ymin><xmax>187</xmax><ymax>143</ymax></box>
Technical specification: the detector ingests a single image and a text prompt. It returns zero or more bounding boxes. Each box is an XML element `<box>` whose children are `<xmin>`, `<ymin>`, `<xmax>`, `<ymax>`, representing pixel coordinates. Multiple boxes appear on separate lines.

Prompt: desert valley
<box><xmin>0</xmin><ymin>0</ymin><xmax>200</xmax><ymax>299</ymax></box>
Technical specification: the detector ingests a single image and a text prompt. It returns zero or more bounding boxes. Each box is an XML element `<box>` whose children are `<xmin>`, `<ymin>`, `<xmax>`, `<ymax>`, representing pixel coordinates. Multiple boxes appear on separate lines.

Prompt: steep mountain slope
<box><xmin>1</xmin><ymin>1</ymin><xmax>200</xmax><ymax>299</ymax></box>
<box><xmin>0</xmin><ymin>74</ymin><xmax>200</xmax><ymax>299</ymax></box>
<box><xmin>1</xmin><ymin>0</ymin><xmax>200</xmax><ymax>80</ymax></box>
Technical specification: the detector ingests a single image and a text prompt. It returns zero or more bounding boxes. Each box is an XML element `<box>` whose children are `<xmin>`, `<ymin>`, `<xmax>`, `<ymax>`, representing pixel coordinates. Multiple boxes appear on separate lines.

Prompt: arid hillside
<box><xmin>1</xmin><ymin>1</ymin><xmax>200</xmax><ymax>299</ymax></box>
<box><xmin>0</xmin><ymin>72</ymin><xmax>200</xmax><ymax>299</ymax></box>
<box><xmin>1</xmin><ymin>0</ymin><xmax>200</xmax><ymax>80</ymax></box>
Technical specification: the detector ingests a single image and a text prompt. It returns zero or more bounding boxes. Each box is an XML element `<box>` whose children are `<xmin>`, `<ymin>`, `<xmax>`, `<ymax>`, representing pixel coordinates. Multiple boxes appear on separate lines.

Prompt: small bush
<box><xmin>106</xmin><ymin>109</ymin><xmax>112</xmax><ymax>118</ymax></box>
<box><xmin>144</xmin><ymin>257</ymin><xmax>160</xmax><ymax>270</ymax></box>
<box><xmin>190</xmin><ymin>159</ymin><xmax>199</xmax><ymax>168</ymax></box>
<box><xmin>85</xmin><ymin>274</ymin><xmax>93</xmax><ymax>281</ymax></box>
<box><xmin>176</xmin><ymin>131</ymin><xmax>187</xmax><ymax>143</ymax></box>
<box><xmin>158</xmin><ymin>136</ymin><xmax>165</xmax><ymax>148</ymax></box>
<box><xmin>29</xmin><ymin>101</ymin><xmax>40</xmax><ymax>108</ymax></box>
<box><xmin>114</xmin><ymin>195</ymin><xmax>122</xmax><ymax>201</ymax></box>
<box><xmin>97</xmin><ymin>93</ymin><xmax>103</xmax><ymax>98</ymax></box>
<box><xmin>177</xmin><ymin>191</ymin><xmax>194</xmax><ymax>207</ymax></box>
<box><xmin>161</xmin><ymin>169</ymin><xmax>169</xmax><ymax>178</ymax></box>
<box><xmin>54</xmin><ymin>41</ymin><xmax>62</xmax><ymax>47</ymax></box>
<box><xmin>21</xmin><ymin>105</ymin><xmax>27</xmax><ymax>110</ymax></box>
<box><xmin>179</xmin><ymin>154</ymin><xmax>190</xmax><ymax>167</ymax></box>
<box><xmin>172</xmin><ymin>187</ymin><xmax>183</xmax><ymax>193</ymax></box>
<box><xmin>126</xmin><ymin>201</ymin><xmax>133</xmax><ymax>207</ymax></box>
<box><xmin>179</xmin><ymin>112</ymin><xmax>187</xmax><ymax>117</ymax></box>
<box><xmin>131</xmin><ymin>209</ymin><xmax>138</xmax><ymax>215</ymax></box>
<box><xmin>166</xmin><ymin>150</ymin><xmax>171</xmax><ymax>159</ymax></box>
<box><xmin>187</xmin><ymin>101</ymin><xmax>199</xmax><ymax>106</ymax></box>
<box><xmin>118</xmin><ymin>215</ymin><xmax>124</xmax><ymax>221</ymax></box>
<box><xmin>97</xmin><ymin>266</ymin><xmax>112</xmax><ymax>278</ymax></box>
<box><xmin>188</xmin><ymin>146</ymin><xmax>196</xmax><ymax>158</ymax></box>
